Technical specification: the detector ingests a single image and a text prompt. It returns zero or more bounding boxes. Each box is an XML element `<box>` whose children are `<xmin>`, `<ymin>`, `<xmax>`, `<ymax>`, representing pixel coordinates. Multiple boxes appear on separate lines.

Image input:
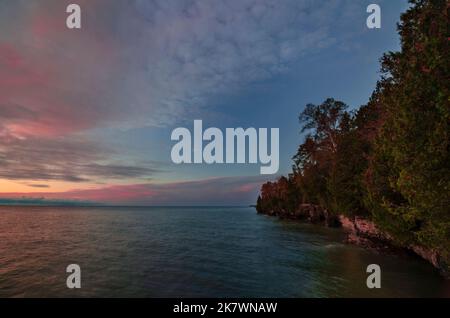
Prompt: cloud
<box><xmin>0</xmin><ymin>0</ymin><xmax>368</xmax><ymax>187</ymax></box>
<box><xmin>0</xmin><ymin>176</ymin><xmax>270</xmax><ymax>205</ymax></box>
<box><xmin>0</xmin><ymin>102</ymin><xmax>38</xmax><ymax>121</ymax></box>
<box><xmin>0</xmin><ymin>197</ymin><xmax>96</xmax><ymax>206</ymax></box>
<box><xmin>0</xmin><ymin>134</ymin><xmax>161</xmax><ymax>182</ymax></box>
<box><xmin>24</xmin><ymin>184</ymin><xmax>50</xmax><ymax>188</ymax></box>
<box><xmin>0</xmin><ymin>0</ymin><xmax>354</xmax><ymax>137</ymax></box>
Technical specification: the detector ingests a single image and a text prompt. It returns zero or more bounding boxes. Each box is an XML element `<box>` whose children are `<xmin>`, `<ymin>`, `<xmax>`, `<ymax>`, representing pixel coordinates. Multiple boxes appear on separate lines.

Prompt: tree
<box><xmin>365</xmin><ymin>0</ymin><xmax>449</xmax><ymax>260</ymax></box>
<box><xmin>256</xmin><ymin>0</ymin><xmax>449</xmax><ymax>269</ymax></box>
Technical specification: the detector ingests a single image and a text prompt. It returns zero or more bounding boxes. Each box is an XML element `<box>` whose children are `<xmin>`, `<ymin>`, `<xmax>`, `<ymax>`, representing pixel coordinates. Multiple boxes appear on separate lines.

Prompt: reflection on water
<box><xmin>0</xmin><ymin>206</ymin><xmax>449</xmax><ymax>297</ymax></box>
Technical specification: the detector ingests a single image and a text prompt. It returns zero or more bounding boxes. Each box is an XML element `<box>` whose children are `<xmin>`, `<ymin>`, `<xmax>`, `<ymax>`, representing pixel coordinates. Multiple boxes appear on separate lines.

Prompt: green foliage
<box><xmin>365</xmin><ymin>0</ymin><xmax>450</xmax><ymax>258</ymax></box>
<box><xmin>257</xmin><ymin>175</ymin><xmax>303</xmax><ymax>216</ymax></box>
<box><xmin>257</xmin><ymin>0</ymin><xmax>449</xmax><ymax>263</ymax></box>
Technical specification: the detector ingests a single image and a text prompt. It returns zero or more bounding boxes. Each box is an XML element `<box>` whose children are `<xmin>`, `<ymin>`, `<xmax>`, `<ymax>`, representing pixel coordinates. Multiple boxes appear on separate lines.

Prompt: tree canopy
<box><xmin>257</xmin><ymin>0</ymin><xmax>449</xmax><ymax>265</ymax></box>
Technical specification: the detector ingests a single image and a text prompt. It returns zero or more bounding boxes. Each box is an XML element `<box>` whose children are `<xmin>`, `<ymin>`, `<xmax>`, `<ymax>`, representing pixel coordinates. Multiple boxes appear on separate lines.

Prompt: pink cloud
<box><xmin>0</xmin><ymin>176</ymin><xmax>267</xmax><ymax>205</ymax></box>
<box><xmin>0</xmin><ymin>1</ymin><xmax>120</xmax><ymax>139</ymax></box>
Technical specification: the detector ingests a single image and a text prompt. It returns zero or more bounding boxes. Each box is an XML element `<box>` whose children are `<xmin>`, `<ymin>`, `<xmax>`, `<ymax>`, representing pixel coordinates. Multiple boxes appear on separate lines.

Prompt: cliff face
<box><xmin>341</xmin><ymin>215</ymin><xmax>449</xmax><ymax>277</ymax></box>
<box><xmin>339</xmin><ymin>216</ymin><xmax>392</xmax><ymax>248</ymax></box>
<box><xmin>257</xmin><ymin>206</ymin><xmax>449</xmax><ymax>277</ymax></box>
<box><xmin>257</xmin><ymin>203</ymin><xmax>341</xmax><ymax>227</ymax></box>
<box><xmin>409</xmin><ymin>245</ymin><xmax>450</xmax><ymax>277</ymax></box>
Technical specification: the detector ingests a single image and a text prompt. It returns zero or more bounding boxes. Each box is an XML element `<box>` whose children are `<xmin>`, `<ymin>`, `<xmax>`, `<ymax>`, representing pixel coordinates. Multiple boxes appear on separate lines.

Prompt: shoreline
<box><xmin>255</xmin><ymin>205</ymin><xmax>449</xmax><ymax>279</ymax></box>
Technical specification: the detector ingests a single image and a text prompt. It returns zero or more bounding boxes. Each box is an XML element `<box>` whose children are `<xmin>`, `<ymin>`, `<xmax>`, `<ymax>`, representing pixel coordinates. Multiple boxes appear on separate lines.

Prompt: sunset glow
<box><xmin>0</xmin><ymin>0</ymin><xmax>408</xmax><ymax>205</ymax></box>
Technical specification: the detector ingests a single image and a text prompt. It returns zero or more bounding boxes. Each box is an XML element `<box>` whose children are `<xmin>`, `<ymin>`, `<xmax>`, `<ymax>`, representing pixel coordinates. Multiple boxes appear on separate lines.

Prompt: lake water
<box><xmin>0</xmin><ymin>206</ymin><xmax>448</xmax><ymax>297</ymax></box>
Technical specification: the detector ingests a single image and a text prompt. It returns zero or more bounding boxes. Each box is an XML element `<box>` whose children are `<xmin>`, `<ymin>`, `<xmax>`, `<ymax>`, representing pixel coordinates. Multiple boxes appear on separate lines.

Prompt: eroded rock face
<box><xmin>339</xmin><ymin>216</ymin><xmax>449</xmax><ymax>277</ymax></box>
<box><xmin>324</xmin><ymin>210</ymin><xmax>341</xmax><ymax>227</ymax></box>
<box><xmin>281</xmin><ymin>204</ymin><xmax>340</xmax><ymax>227</ymax></box>
<box><xmin>409</xmin><ymin>245</ymin><xmax>449</xmax><ymax>277</ymax></box>
<box><xmin>411</xmin><ymin>245</ymin><xmax>440</xmax><ymax>268</ymax></box>
<box><xmin>339</xmin><ymin>216</ymin><xmax>355</xmax><ymax>232</ymax></box>
<box><xmin>258</xmin><ymin>206</ymin><xmax>449</xmax><ymax>277</ymax></box>
<box><xmin>339</xmin><ymin>216</ymin><xmax>391</xmax><ymax>249</ymax></box>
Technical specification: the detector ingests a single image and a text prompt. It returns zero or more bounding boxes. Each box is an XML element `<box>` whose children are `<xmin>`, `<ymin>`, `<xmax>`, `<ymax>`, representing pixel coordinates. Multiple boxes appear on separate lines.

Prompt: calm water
<box><xmin>0</xmin><ymin>206</ymin><xmax>448</xmax><ymax>297</ymax></box>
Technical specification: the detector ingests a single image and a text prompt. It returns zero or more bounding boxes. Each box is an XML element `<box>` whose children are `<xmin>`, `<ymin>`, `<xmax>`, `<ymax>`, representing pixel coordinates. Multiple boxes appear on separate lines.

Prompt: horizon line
<box><xmin>0</xmin><ymin>204</ymin><xmax>255</xmax><ymax>208</ymax></box>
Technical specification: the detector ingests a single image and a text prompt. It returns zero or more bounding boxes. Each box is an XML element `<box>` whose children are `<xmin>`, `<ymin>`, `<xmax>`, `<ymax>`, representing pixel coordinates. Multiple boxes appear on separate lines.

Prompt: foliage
<box><xmin>257</xmin><ymin>0</ymin><xmax>449</xmax><ymax>261</ymax></box>
<box><xmin>365</xmin><ymin>0</ymin><xmax>450</xmax><ymax>257</ymax></box>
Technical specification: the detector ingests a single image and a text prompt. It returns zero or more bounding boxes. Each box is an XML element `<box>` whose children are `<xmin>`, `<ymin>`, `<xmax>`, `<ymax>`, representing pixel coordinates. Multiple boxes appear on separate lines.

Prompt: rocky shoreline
<box><xmin>256</xmin><ymin>204</ymin><xmax>449</xmax><ymax>278</ymax></box>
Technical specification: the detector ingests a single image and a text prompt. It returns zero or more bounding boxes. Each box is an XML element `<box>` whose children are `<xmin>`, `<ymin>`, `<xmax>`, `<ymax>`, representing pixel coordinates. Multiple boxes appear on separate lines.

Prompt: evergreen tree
<box><xmin>366</xmin><ymin>0</ymin><xmax>449</xmax><ymax>260</ymax></box>
<box><xmin>256</xmin><ymin>0</ymin><xmax>449</xmax><ymax>268</ymax></box>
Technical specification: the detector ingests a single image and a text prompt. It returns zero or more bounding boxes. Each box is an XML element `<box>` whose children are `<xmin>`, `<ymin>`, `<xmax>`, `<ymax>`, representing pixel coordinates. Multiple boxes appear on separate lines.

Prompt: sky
<box><xmin>0</xmin><ymin>0</ymin><xmax>409</xmax><ymax>205</ymax></box>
